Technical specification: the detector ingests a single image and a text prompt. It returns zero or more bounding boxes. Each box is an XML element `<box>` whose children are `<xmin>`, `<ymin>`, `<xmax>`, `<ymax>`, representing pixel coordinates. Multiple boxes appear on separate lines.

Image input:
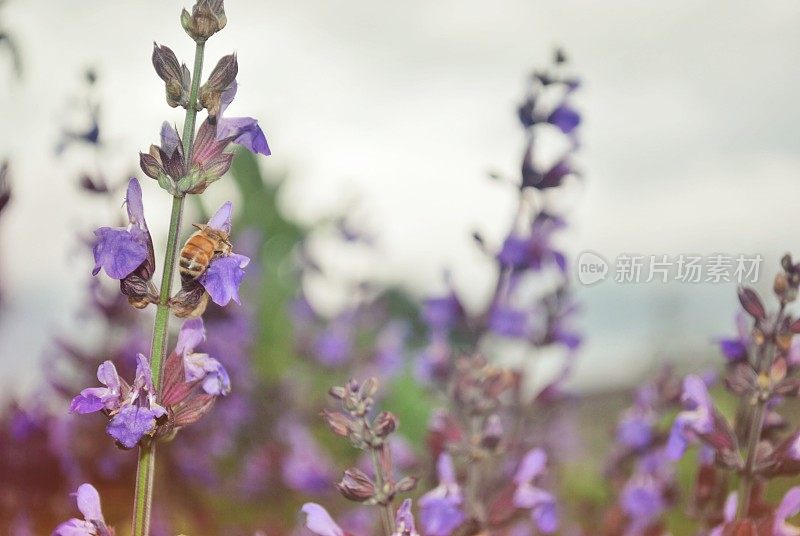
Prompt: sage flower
<box><xmin>52</xmin><ymin>483</ymin><xmax>113</xmax><ymax>536</ymax></box>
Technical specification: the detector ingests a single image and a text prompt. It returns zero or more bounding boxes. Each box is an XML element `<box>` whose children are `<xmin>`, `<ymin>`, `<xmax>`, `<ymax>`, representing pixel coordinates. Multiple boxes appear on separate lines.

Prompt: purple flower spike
<box><xmin>199</xmin><ymin>253</ymin><xmax>250</xmax><ymax>306</ymax></box>
<box><xmin>301</xmin><ymin>503</ymin><xmax>344</xmax><ymax>536</ymax></box>
<box><xmin>775</xmin><ymin>487</ymin><xmax>800</xmax><ymax>536</ymax></box>
<box><xmin>92</xmin><ymin>178</ymin><xmax>152</xmax><ymax>279</ymax></box>
<box><xmin>53</xmin><ymin>483</ymin><xmax>111</xmax><ymax>536</ymax></box>
<box><xmin>217</xmin><ymin>82</ymin><xmax>271</xmax><ymax>156</ymax></box>
<box><xmin>106</xmin><ymin>405</ymin><xmax>158</xmax><ymax>449</ymax></box>
<box><xmin>175</xmin><ymin>318</ymin><xmax>231</xmax><ymax>395</ymax></box>
<box><xmin>419</xmin><ymin>454</ymin><xmax>465</xmax><ymax>536</ymax></box>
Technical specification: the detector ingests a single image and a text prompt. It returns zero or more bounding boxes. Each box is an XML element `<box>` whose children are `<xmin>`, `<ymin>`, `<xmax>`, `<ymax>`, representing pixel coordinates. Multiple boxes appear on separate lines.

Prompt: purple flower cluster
<box><xmin>661</xmin><ymin>256</ymin><xmax>800</xmax><ymax>533</ymax></box>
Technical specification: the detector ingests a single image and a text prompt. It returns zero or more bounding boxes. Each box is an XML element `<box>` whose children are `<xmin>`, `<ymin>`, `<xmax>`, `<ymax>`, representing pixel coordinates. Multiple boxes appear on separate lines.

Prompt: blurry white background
<box><xmin>1</xmin><ymin>0</ymin><xmax>800</xmax><ymax>397</ymax></box>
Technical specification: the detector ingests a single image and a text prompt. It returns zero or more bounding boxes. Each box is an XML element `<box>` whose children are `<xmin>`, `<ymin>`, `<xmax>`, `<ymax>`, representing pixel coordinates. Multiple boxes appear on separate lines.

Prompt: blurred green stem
<box><xmin>371</xmin><ymin>446</ymin><xmax>396</xmax><ymax>536</ymax></box>
<box><xmin>132</xmin><ymin>40</ymin><xmax>205</xmax><ymax>536</ymax></box>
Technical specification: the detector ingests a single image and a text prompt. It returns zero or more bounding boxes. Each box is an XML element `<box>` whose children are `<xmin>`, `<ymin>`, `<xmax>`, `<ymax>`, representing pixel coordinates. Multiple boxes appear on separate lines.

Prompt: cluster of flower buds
<box><xmin>141</xmin><ymin>18</ymin><xmax>268</xmax><ymax>197</ymax></box>
<box><xmin>181</xmin><ymin>0</ymin><xmax>226</xmax><ymax>43</ymax></box>
<box><xmin>322</xmin><ymin>378</ymin><xmax>417</xmax><ymax>507</ymax></box>
<box><xmin>69</xmin><ymin>318</ymin><xmax>229</xmax><ymax>450</ymax></box>
<box><xmin>665</xmin><ymin>256</ymin><xmax>800</xmax><ymax>533</ymax></box>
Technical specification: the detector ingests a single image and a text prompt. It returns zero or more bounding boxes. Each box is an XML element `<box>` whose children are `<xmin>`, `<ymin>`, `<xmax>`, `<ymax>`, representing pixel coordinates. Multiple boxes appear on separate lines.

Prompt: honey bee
<box><xmin>178</xmin><ymin>224</ymin><xmax>232</xmax><ymax>280</ymax></box>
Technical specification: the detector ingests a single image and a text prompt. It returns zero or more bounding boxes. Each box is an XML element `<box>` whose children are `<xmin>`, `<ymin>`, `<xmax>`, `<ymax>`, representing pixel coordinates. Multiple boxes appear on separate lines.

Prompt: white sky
<box><xmin>1</xmin><ymin>0</ymin><xmax>800</xmax><ymax>396</ymax></box>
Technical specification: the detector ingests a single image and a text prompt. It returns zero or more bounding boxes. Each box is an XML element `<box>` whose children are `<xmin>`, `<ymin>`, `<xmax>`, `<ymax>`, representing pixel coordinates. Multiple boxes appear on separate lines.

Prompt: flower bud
<box><xmin>395</xmin><ymin>476</ymin><xmax>418</xmax><ymax>493</ymax></box>
<box><xmin>152</xmin><ymin>43</ymin><xmax>191</xmax><ymax>108</ymax></box>
<box><xmin>181</xmin><ymin>0</ymin><xmax>227</xmax><ymax>43</ymax></box>
<box><xmin>738</xmin><ymin>287</ymin><xmax>766</xmax><ymax>321</ymax></box>
<box><xmin>372</xmin><ymin>411</ymin><xmax>398</xmax><ymax>438</ymax></box>
<box><xmin>328</xmin><ymin>385</ymin><xmax>347</xmax><ymax>400</ymax></box>
<box><xmin>360</xmin><ymin>377</ymin><xmax>379</xmax><ymax>399</ymax></box>
<box><xmin>170</xmin><ymin>280</ymin><xmax>210</xmax><ymax>318</ymax></box>
<box><xmin>336</xmin><ymin>468</ymin><xmax>375</xmax><ymax>502</ymax></box>
<box><xmin>322</xmin><ymin>409</ymin><xmax>351</xmax><ymax>437</ymax></box>
<box><xmin>198</xmin><ymin>54</ymin><xmax>238</xmax><ymax>119</ymax></box>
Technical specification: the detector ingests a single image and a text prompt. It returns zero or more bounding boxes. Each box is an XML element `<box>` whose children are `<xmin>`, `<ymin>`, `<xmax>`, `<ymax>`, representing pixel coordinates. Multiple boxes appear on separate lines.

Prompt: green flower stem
<box><xmin>132</xmin><ymin>40</ymin><xmax>206</xmax><ymax>536</ymax></box>
<box><xmin>370</xmin><ymin>446</ymin><xmax>396</xmax><ymax>536</ymax></box>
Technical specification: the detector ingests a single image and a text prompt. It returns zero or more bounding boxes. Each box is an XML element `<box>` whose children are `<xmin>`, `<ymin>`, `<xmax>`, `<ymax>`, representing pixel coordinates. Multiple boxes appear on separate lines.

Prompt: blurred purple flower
<box><xmin>716</xmin><ymin>313</ymin><xmax>750</xmax><ymax>362</ymax></box>
<box><xmin>422</xmin><ymin>292</ymin><xmax>464</xmax><ymax>331</ymax></box>
<box><xmin>709</xmin><ymin>492</ymin><xmax>737</xmax><ymax>536</ymax></box>
<box><xmin>301</xmin><ymin>503</ymin><xmax>344</xmax><ymax>536</ymax></box>
<box><xmin>513</xmin><ymin>449</ymin><xmax>558</xmax><ymax>534</ymax></box>
<box><xmin>616</xmin><ymin>409</ymin><xmax>655</xmax><ymax>451</ymax></box>
<box><xmin>547</xmin><ymin>104</ymin><xmax>581</xmax><ymax>135</ymax></box>
<box><xmin>419</xmin><ymin>454</ymin><xmax>465</xmax><ymax>536</ymax></box>
<box><xmin>488</xmin><ymin>306</ymin><xmax>530</xmax><ymax>338</ymax></box>
<box><xmin>52</xmin><ymin>483</ymin><xmax>112</xmax><ymax>536</ymax></box>
<box><xmin>217</xmin><ymin>82</ymin><xmax>271</xmax><ymax>156</ymax></box>
<box><xmin>620</xmin><ymin>475</ymin><xmax>665</xmax><ymax>529</ymax></box>
<box><xmin>394</xmin><ymin>499</ymin><xmax>419</xmax><ymax>536</ymax></box>
<box><xmin>665</xmin><ymin>375</ymin><xmax>714</xmax><ymax>460</ymax></box>
<box><xmin>92</xmin><ymin>178</ymin><xmax>153</xmax><ymax>280</ymax></box>
<box><xmin>282</xmin><ymin>422</ymin><xmax>336</xmax><ymax>494</ymax></box>
<box><xmin>775</xmin><ymin>487</ymin><xmax>800</xmax><ymax>536</ymax></box>
<box><xmin>69</xmin><ymin>361</ymin><xmax>123</xmax><ymax>414</ymax></box>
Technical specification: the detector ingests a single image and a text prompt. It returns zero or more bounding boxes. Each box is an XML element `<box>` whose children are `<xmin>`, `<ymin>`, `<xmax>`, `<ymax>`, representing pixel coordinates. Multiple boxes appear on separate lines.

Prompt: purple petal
<box><xmin>106</xmin><ymin>405</ymin><xmax>157</xmax><ymax>449</ymax></box>
<box><xmin>513</xmin><ymin>484</ymin><xmax>554</xmax><ymax>510</ymax></box>
<box><xmin>664</xmin><ymin>421</ymin><xmax>688</xmax><ymax>460</ymax></box>
<box><xmin>777</xmin><ymin>487</ymin><xmax>800</xmax><ymax>523</ymax></box>
<box><xmin>301</xmin><ymin>503</ymin><xmax>344</xmax><ymax>536</ymax></box>
<box><xmin>124</xmin><ymin>178</ymin><xmax>147</xmax><ymax>230</ymax></box>
<box><xmin>218</xmin><ymin>116</ymin><xmax>271</xmax><ymax>156</ymax></box>
<box><xmin>489</xmin><ymin>307</ymin><xmax>529</xmax><ymax>338</ymax></box>
<box><xmin>176</xmin><ymin>317</ymin><xmax>206</xmax><ymax>356</ymax></box>
<box><xmin>515</xmin><ymin>448</ymin><xmax>547</xmax><ymax>484</ymax></box>
<box><xmin>135</xmin><ymin>353</ymin><xmax>155</xmax><ymax>393</ymax></box>
<box><xmin>92</xmin><ymin>227</ymin><xmax>147</xmax><ymax>279</ymax></box>
<box><xmin>69</xmin><ymin>390</ymin><xmax>105</xmax><ymax>414</ymax></box>
<box><xmin>436</xmin><ymin>453</ymin><xmax>457</xmax><ymax>487</ymax></box>
<box><xmin>52</xmin><ymin>519</ymin><xmax>95</xmax><ymax>536</ymax></box>
<box><xmin>160</xmin><ymin>122</ymin><xmax>181</xmax><ymax>157</ymax></box>
<box><xmin>422</xmin><ymin>293</ymin><xmax>464</xmax><ymax>331</ymax></box>
<box><xmin>718</xmin><ymin>338</ymin><xmax>747</xmax><ymax>362</ymax></box>
<box><xmin>533</xmin><ymin>500</ymin><xmax>558</xmax><ymax>534</ymax></box>
<box><xmin>396</xmin><ymin>498</ymin><xmax>417</xmax><ymax>533</ymax></box>
<box><xmin>96</xmin><ymin>361</ymin><xmax>120</xmax><ymax>392</ymax></box>
<box><xmin>220</xmin><ymin>81</ymin><xmax>238</xmax><ymax>116</ymax></box>
<box><xmin>547</xmin><ymin>104</ymin><xmax>581</xmax><ymax>135</ymax></box>
<box><xmin>207</xmin><ymin>201</ymin><xmax>233</xmax><ymax>234</ymax></box>
<box><xmin>75</xmin><ymin>483</ymin><xmax>104</xmax><ymax>522</ymax></box>
<box><xmin>198</xmin><ymin>253</ymin><xmax>250</xmax><ymax>306</ymax></box>
<box><xmin>419</xmin><ymin>495</ymin><xmax>465</xmax><ymax>536</ymax></box>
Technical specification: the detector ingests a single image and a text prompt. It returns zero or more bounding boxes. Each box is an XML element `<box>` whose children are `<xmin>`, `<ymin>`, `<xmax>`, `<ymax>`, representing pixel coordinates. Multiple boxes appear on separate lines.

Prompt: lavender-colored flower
<box><xmin>422</xmin><ymin>292</ymin><xmax>464</xmax><ymax>332</ymax></box>
<box><xmin>620</xmin><ymin>475</ymin><xmax>665</xmax><ymax>527</ymax></box>
<box><xmin>106</xmin><ymin>405</ymin><xmax>160</xmax><ymax>450</ymax></box>
<box><xmin>197</xmin><ymin>202</ymin><xmax>250</xmax><ymax>306</ymax></box>
<box><xmin>282</xmin><ymin>422</ymin><xmax>336</xmax><ymax>494</ymax></box>
<box><xmin>488</xmin><ymin>306</ymin><xmax>530</xmax><ymax>338</ymax></box>
<box><xmin>775</xmin><ymin>487</ymin><xmax>800</xmax><ymax>536</ymax></box>
<box><xmin>665</xmin><ymin>375</ymin><xmax>714</xmax><ymax>460</ymax></box>
<box><xmin>69</xmin><ymin>361</ymin><xmax>123</xmax><ymax>414</ymax></box>
<box><xmin>616</xmin><ymin>409</ymin><xmax>655</xmax><ymax>451</ymax></box>
<box><xmin>177</xmin><ymin>318</ymin><xmax>231</xmax><ymax>396</ymax></box>
<box><xmin>547</xmin><ymin>104</ymin><xmax>581</xmax><ymax>135</ymax></box>
<box><xmin>716</xmin><ymin>313</ymin><xmax>750</xmax><ymax>362</ymax></box>
<box><xmin>513</xmin><ymin>449</ymin><xmax>558</xmax><ymax>534</ymax></box>
<box><xmin>314</xmin><ymin>317</ymin><xmax>353</xmax><ymax>367</ymax></box>
<box><xmin>419</xmin><ymin>454</ymin><xmax>465</xmax><ymax>536</ymax></box>
<box><xmin>709</xmin><ymin>492</ymin><xmax>737</xmax><ymax>536</ymax></box>
<box><xmin>52</xmin><ymin>483</ymin><xmax>112</xmax><ymax>536</ymax></box>
<box><xmin>394</xmin><ymin>499</ymin><xmax>419</xmax><ymax>536</ymax></box>
<box><xmin>301</xmin><ymin>503</ymin><xmax>344</xmax><ymax>536</ymax></box>
<box><xmin>92</xmin><ymin>178</ymin><xmax>153</xmax><ymax>280</ymax></box>
<box><xmin>217</xmin><ymin>82</ymin><xmax>271</xmax><ymax>156</ymax></box>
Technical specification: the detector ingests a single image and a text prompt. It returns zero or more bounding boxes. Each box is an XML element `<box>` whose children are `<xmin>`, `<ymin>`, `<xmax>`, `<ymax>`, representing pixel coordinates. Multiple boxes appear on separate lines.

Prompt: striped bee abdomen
<box><xmin>179</xmin><ymin>232</ymin><xmax>216</xmax><ymax>279</ymax></box>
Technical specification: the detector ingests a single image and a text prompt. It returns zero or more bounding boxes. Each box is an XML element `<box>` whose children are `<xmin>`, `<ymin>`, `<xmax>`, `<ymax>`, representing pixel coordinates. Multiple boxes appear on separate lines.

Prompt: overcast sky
<box><xmin>1</xmin><ymin>0</ymin><xmax>800</xmax><ymax>396</ymax></box>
